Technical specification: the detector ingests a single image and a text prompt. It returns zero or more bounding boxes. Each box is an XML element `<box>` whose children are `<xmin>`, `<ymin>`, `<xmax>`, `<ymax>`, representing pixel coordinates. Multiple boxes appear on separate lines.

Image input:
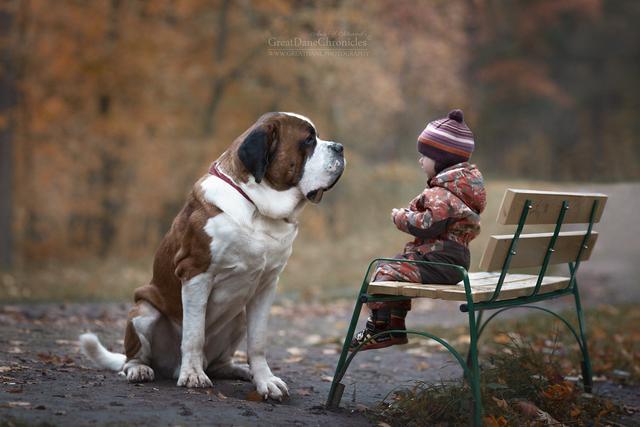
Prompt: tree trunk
<box><xmin>201</xmin><ymin>0</ymin><xmax>231</xmax><ymax>136</ymax></box>
<box><xmin>0</xmin><ymin>7</ymin><xmax>16</xmax><ymax>269</ymax></box>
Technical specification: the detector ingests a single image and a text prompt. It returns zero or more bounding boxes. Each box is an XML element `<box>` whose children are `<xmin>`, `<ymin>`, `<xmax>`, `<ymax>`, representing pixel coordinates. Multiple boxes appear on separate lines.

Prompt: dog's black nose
<box><xmin>331</xmin><ymin>143</ymin><xmax>344</xmax><ymax>154</ymax></box>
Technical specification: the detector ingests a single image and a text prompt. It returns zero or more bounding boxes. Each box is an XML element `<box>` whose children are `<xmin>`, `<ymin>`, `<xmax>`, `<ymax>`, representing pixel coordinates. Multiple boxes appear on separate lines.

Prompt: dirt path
<box><xmin>1</xmin><ymin>301</ymin><xmax>639</xmax><ymax>426</ymax></box>
<box><xmin>0</xmin><ymin>302</ymin><xmax>457</xmax><ymax>427</ymax></box>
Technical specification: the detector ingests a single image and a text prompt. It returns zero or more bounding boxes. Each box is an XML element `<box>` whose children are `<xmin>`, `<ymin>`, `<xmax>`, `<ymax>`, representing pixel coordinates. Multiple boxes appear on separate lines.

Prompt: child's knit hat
<box><xmin>417</xmin><ymin>109</ymin><xmax>475</xmax><ymax>172</ymax></box>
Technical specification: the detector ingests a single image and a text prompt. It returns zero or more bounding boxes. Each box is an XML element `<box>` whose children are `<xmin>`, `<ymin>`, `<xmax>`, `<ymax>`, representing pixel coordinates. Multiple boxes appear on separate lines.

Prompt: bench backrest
<box><xmin>497</xmin><ymin>189</ymin><xmax>607</xmax><ymax>225</ymax></box>
<box><xmin>477</xmin><ymin>189</ymin><xmax>607</xmax><ymax>301</ymax></box>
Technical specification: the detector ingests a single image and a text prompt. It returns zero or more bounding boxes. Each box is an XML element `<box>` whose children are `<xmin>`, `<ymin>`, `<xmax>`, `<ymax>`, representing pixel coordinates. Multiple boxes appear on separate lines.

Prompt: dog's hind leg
<box><xmin>123</xmin><ymin>301</ymin><xmax>161</xmax><ymax>383</ymax></box>
<box><xmin>205</xmin><ymin>311</ymin><xmax>252</xmax><ymax>381</ymax></box>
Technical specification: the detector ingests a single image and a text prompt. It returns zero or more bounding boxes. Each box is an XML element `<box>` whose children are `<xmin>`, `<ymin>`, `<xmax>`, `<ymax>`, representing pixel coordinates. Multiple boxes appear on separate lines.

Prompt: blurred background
<box><xmin>0</xmin><ymin>0</ymin><xmax>638</xmax><ymax>302</ymax></box>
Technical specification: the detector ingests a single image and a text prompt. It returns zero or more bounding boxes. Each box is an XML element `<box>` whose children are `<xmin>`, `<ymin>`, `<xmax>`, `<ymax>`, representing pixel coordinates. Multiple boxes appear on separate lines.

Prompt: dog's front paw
<box><xmin>254</xmin><ymin>375</ymin><xmax>289</xmax><ymax>401</ymax></box>
<box><xmin>126</xmin><ymin>364</ymin><xmax>155</xmax><ymax>383</ymax></box>
<box><xmin>177</xmin><ymin>367</ymin><xmax>213</xmax><ymax>388</ymax></box>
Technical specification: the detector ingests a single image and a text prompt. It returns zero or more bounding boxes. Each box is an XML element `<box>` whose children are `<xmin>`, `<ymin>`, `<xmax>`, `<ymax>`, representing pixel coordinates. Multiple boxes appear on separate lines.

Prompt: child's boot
<box><xmin>349</xmin><ymin>300</ymin><xmax>411</xmax><ymax>351</ymax></box>
<box><xmin>389</xmin><ymin>299</ymin><xmax>411</xmax><ymax>341</ymax></box>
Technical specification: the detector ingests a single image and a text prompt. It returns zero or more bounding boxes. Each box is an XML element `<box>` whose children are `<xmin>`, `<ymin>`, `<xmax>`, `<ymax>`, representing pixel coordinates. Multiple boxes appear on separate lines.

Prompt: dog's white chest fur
<box><xmin>205</xmin><ymin>213</ymin><xmax>297</xmax><ymax>290</ymax></box>
<box><xmin>200</xmin><ymin>175</ymin><xmax>298</xmax><ymax>325</ymax></box>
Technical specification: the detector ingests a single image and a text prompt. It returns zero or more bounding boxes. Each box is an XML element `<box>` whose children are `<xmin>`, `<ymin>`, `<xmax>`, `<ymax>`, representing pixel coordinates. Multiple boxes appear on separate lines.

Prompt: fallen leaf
<box><xmin>296</xmin><ymin>387</ymin><xmax>314</xmax><ymax>396</ymax></box>
<box><xmin>320</xmin><ymin>375</ymin><xmax>333</xmax><ymax>382</ymax></box>
<box><xmin>7</xmin><ymin>401</ymin><xmax>31</xmax><ymax>408</ymax></box>
<box><xmin>303</xmin><ymin>334</ymin><xmax>323</xmax><ymax>345</ymax></box>
<box><xmin>514</xmin><ymin>400</ymin><xmax>564</xmax><ymax>425</ymax></box>
<box><xmin>483</xmin><ymin>415</ymin><xmax>507</xmax><ymax>427</ymax></box>
<box><xmin>37</xmin><ymin>352</ymin><xmax>74</xmax><ymax>366</ymax></box>
<box><xmin>453</xmin><ymin>334</ymin><xmax>470</xmax><ymax>345</ymax></box>
<box><xmin>415</xmin><ymin>361</ymin><xmax>430</xmax><ymax>371</ymax></box>
<box><xmin>312</xmin><ymin>363</ymin><xmax>331</xmax><ymax>370</ymax></box>
<box><xmin>283</xmin><ymin>356</ymin><xmax>304</xmax><ymax>364</ymax></box>
<box><xmin>493</xmin><ymin>333</ymin><xmax>511</xmax><ymax>344</ymax></box>
<box><xmin>286</xmin><ymin>347</ymin><xmax>305</xmax><ymax>356</ymax></box>
<box><xmin>0</xmin><ymin>367</ymin><xmax>13</xmax><ymax>373</ymax></box>
<box><xmin>322</xmin><ymin>348</ymin><xmax>337</xmax><ymax>355</ymax></box>
<box><xmin>492</xmin><ymin>396</ymin><xmax>508</xmax><ymax>409</ymax></box>
<box><xmin>358</xmin><ymin>363</ymin><xmax>375</xmax><ymax>369</ymax></box>
<box><xmin>541</xmin><ymin>382</ymin><xmax>574</xmax><ymax>401</ymax></box>
<box><xmin>245</xmin><ymin>391</ymin><xmax>263</xmax><ymax>402</ymax></box>
<box><xmin>515</xmin><ymin>400</ymin><xmax>540</xmax><ymax>418</ymax></box>
<box><xmin>377</xmin><ymin>422</ymin><xmax>392</xmax><ymax>427</ymax></box>
<box><xmin>405</xmin><ymin>348</ymin><xmax>432</xmax><ymax>358</ymax></box>
<box><xmin>216</xmin><ymin>391</ymin><xmax>227</xmax><ymax>400</ymax></box>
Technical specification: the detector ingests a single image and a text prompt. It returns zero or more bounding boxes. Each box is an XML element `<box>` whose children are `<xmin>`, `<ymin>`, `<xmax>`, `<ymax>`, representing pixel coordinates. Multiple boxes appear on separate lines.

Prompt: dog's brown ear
<box><xmin>238</xmin><ymin>122</ymin><xmax>278</xmax><ymax>184</ymax></box>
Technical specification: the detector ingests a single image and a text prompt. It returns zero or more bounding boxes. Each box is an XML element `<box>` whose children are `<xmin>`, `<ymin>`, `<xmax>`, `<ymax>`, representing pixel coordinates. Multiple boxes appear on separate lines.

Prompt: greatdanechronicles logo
<box><xmin>267</xmin><ymin>31</ymin><xmax>369</xmax><ymax>57</ymax></box>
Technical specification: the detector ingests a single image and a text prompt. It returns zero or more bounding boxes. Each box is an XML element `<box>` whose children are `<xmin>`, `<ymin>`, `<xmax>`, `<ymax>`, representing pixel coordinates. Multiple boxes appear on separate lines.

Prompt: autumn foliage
<box><xmin>0</xmin><ymin>0</ymin><xmax>638</xmax><ymax>265</ymax></box>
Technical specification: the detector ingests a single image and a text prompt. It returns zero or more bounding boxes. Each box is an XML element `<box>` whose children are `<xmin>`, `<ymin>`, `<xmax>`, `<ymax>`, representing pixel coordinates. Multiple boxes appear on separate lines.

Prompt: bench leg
<box><xmin>467</xmin><ymin>308</ymin><xmax>483</xmax><ymax>426</ymax></box>
<box><xmin>326</xmin><ymin>293</ymin><xmax>364</xmax><ymax>408</ymax></box>
<box><xmin>573</xmin><ymin>283</ymin><xmax>593</xmax><ymax>393</ymax></box>
<box><xmin>466</xmin><ymin>310</ymin><xmax>483</xmax><ymax>369</ymax></box>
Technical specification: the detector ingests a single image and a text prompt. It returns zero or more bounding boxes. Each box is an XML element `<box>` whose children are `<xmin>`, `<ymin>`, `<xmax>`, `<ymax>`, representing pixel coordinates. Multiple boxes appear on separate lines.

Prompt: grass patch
<box><xmin>375</xmin><ymin>339</ymin><xmax>621</xmax><ymax>426</ymax></box>
<box><xmin>373</xmin><ymin>304</ymin><xmax>639</xmax><ymax>425</ymax></box>
<box><xmin>478</xmin><ymin>304</ymin><xmax>640</xmax><ymax>385</ymax></box>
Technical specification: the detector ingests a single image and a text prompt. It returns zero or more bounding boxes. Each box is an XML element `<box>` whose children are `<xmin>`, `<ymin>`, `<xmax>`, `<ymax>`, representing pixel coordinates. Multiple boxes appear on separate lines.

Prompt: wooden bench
<box><xmin>326</xmin><ymin>189</ymin><xmax>608</xmax><ymax>426</ymax></box>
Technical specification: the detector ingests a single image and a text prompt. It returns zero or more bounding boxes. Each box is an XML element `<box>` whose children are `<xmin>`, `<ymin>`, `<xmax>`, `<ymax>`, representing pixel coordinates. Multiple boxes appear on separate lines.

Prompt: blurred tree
<box><xmin>469</xmin><ymin>0</ymin><xmax>640</xmax><ymax>180</ymax></box>
<box><xmin>0</xmin><ymin>2</ymin><xmax>16</xmax><ymax>268</ymax></box>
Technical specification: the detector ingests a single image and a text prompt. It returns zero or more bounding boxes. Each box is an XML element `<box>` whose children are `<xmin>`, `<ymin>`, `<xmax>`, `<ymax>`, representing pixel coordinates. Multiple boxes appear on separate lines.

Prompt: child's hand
<box><xmin>391</xmin><ymin>208</ymin><xmax>409</xmax><ymax>230</ymax></box>
<box><xmin>391</xmin><ymin>208</ymin><xmax>407</xmax><ymax>223</ymax></box>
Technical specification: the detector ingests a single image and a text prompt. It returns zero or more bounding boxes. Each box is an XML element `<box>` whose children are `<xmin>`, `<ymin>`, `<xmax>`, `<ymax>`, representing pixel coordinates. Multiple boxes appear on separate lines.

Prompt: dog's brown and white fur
<box><xmin>79</xmin><ymin>112</ymin><xmax>344</xmax><ymax>400</ymax></box>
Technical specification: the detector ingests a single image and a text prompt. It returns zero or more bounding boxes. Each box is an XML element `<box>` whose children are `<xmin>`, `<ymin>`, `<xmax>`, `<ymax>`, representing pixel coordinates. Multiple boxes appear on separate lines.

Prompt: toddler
<box><xmin>351</xmin><ymin>109</ymin><xmax>486</xmax><ymax>351</ymax></box>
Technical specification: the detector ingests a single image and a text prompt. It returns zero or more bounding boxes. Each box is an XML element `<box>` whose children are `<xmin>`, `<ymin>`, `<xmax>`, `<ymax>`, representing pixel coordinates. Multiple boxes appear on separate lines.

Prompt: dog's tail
<box><xmin>79</xmin><ymin>333</ymin><xmax>126</xmax><ymax>371</ymax></box>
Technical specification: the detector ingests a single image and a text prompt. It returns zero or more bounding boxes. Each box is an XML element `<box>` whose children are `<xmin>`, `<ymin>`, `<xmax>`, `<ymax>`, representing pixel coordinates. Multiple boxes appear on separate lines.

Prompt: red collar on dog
<box><xmin>208</xmin><ymin>162</ymin><xmax>256</xmax><ymax>207</ymax></box>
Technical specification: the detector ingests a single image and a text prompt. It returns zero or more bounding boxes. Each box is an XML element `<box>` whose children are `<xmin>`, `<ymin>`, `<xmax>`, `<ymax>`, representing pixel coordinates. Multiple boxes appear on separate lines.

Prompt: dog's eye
<box><xmin>301</xmin><ymin>137</ymin><xmax>315</xmax><ymax>148</ymax></box>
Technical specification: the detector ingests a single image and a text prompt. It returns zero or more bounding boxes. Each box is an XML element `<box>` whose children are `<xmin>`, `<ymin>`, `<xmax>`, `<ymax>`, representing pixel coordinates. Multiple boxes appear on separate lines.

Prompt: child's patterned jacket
<box><xmin>393</xmin><ymin>162</ymin><xmax>487</xmax><ymax>256</ymax></box>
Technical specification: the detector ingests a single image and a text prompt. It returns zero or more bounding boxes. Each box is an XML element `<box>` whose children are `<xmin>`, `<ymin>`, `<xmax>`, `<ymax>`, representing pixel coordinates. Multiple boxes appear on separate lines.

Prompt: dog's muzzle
<box><xmin>305</xmin><ymin>143</ymin><xmax>345</xmax><ymax>203</ymax></box>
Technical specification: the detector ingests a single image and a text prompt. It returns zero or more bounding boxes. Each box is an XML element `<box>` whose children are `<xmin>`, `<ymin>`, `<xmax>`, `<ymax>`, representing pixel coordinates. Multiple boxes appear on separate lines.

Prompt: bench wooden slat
<box><xmin>467</xmin><ymin>271</ymin><xmax>500</xmax><ymax>280</ymax></box>
<box><xmin>478</xmin><ymin>231</ymin><xmax>598</xmax><ymax>272</ymax></box>
<box><xmin>498</xmin><ymin>189</ymin><xmax>607</xmax><ymax>225</ymax></box>
<box><xmin>369</xmin><ymin>273</ymin><xmax>538</xmax><ymax>299</ymax></box>
<box><xmin>367</xmin><ymin>274</ymin><xmax>570</xmax><ymax>303</ymax></box>
<box><xmin>434</xmin><ymin>276</ymin><xmax>570</xmax><ymax>302</ymax></box>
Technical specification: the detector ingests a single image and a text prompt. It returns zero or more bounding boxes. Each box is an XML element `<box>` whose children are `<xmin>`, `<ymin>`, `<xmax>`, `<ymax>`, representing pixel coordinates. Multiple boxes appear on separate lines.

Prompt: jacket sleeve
<box><xmin>393</xmin><ymin>189</ymin><xmax>457</xmax><ymax>238</ymax></box>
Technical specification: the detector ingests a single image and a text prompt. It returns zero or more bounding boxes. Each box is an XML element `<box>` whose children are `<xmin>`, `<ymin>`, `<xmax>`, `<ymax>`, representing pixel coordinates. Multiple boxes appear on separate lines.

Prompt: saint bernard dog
<box><xmin>79</xmin><ymin>112</ymin><xmax>345</xmax><ymax>400</ymax></box>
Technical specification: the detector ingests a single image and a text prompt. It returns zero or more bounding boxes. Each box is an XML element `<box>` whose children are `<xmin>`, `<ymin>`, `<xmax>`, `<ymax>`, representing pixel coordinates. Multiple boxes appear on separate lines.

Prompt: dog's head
<box><xmin>236</xmin><ymin>112</ymin><xmax>345</xmax><ymax>204</ymax></box>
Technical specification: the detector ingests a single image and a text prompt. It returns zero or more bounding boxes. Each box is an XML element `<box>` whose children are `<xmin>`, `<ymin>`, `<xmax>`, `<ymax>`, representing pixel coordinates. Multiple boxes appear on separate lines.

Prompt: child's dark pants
<box><xmin>351</xmin><ymin>241</ymin><xmax>469</xmax><ymax>351</ymax></box>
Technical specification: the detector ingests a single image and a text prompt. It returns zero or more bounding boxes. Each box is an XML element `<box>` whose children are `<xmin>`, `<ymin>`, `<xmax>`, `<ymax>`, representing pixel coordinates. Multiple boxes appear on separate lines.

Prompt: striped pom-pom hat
<box><xmin>417</xmin><ymin>109</ymin><xmax>475</xmax><ymax>172</ymax></box>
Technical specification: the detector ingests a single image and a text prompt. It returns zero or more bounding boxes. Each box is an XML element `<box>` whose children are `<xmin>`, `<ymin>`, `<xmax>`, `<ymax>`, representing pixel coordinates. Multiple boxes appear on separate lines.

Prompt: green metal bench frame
<box><xmin>326</xmin><ymin>197</ymin><xmax>601</xmax><ymax>426</ymax></box>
